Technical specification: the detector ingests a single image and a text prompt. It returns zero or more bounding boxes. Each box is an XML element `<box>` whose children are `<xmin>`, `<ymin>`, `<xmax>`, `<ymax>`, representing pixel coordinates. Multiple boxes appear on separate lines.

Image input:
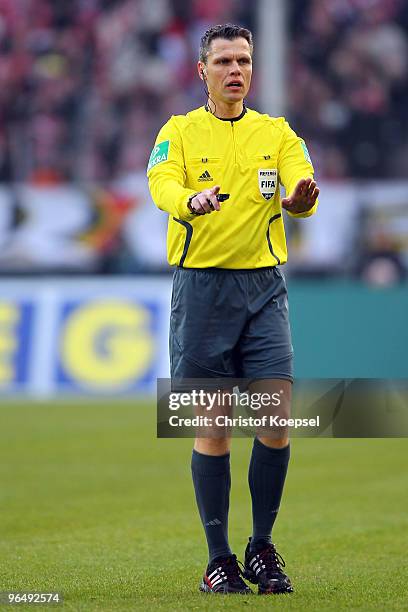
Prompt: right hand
<box><xmin>189</xmin><ymin>185</ymin><xmax>221</xmax><ymax>215</ymax></box>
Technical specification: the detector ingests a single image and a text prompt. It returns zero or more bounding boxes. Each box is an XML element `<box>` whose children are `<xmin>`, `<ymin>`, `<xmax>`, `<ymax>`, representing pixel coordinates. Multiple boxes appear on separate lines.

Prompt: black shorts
<box><xmin>170</xmin><ymin>266</ymin><xmax>293</xmax><ymax>387</ymax></box>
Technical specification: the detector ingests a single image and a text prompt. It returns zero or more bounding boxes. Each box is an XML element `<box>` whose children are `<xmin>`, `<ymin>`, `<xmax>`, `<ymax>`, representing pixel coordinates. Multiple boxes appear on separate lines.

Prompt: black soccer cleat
<box><xmin>243</xmin><ymin>538</ymin><xmax>294</xmax><ymax>595</ymax></box>
<box><xmin>199</xmin><ymin>553</ymin><xmax>253</xmax><ymax>594</ymax></box>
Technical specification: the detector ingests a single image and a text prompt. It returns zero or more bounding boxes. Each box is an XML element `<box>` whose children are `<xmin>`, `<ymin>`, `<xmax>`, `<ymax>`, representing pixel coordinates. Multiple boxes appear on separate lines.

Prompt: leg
<box><xmin>248</xmin><ymin>378</ymin><xmax>291</xmax><ymax>549</ymax></box>
<box><xmin>191</xmin><ymin>390</ymin><xmax>234</xmax><ymax>563</ymax></box>
<box><xmin>193</xmin><ymin>394</ymin><xmax>252</xmax><ymax>595</ymax></box>
<box><xmin>169</xmin><ymin>267</ymin><xmax>252</xmax><ymax>590</ymax></box>
<box><xmin>242</xmin><ymin>378</ymin><xmax>293</xmax><ymax>595</ymax></box>
<box><xmin>237</xmin><ymin>268</ymin><xmax>293</xmax><ymax>548</ymax></box>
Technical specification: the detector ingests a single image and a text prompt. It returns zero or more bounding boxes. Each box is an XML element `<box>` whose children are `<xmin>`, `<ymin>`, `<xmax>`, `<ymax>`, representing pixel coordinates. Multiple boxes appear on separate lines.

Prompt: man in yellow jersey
<box><xmin>147</xmin><ymin>24</ymin><xmax>319</xmax><ymax>595</ymax></box>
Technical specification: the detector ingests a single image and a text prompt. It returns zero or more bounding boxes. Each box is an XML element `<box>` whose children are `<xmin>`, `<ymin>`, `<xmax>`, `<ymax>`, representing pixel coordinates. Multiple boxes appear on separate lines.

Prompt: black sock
<box><xmin>191</xmin><ymin>449</ymin><xmax>232</xmax><ymax>563</ymax></box>
<box><xmin>248</xmin><ymin>438</ymin><xmax>290</xmax><ymax>550</ymax></box>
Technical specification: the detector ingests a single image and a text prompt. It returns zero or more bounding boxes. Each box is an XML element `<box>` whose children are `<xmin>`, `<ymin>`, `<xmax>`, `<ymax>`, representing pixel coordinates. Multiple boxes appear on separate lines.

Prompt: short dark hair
<box><xmin>199</xmin><ymin>24</ymin><xmax>253</xmax><ymax>64</ymax></box>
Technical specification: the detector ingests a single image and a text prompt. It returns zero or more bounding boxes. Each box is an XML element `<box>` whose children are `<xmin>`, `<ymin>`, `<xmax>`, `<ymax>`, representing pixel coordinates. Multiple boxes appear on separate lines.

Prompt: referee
<box><xmin>147</xmin><ymin>24</ymin><xmax>319</xmax><ymax>595</ymax></box>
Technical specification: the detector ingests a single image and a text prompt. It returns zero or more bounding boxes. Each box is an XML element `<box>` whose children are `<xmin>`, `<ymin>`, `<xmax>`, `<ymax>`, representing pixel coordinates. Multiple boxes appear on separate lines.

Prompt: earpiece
<box><xmin>200</xmin><ymin>66</ymin><xmax>215</xmax><ymax>114</ymax></box>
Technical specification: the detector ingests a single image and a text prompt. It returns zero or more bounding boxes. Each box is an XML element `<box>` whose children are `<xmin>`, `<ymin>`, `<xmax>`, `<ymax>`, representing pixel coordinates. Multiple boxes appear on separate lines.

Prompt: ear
<box><xmin>197</xmin><ymin>61</ymin><xmax>206</xmax><ymax>80</ymax></box>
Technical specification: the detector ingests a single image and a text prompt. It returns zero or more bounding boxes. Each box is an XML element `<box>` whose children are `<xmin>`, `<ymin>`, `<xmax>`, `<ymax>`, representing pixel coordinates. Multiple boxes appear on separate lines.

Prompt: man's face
<box><xmin>198</xmin><ymin>37</ymin><xmax>252</xmax><ymax>106</ymax></box>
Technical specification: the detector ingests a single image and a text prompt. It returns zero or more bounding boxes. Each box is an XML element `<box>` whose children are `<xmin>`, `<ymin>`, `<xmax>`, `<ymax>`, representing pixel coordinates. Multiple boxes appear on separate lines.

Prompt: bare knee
<box><xmin>194</xmin><ymin>437</ymin><xmax>231</xmax><ymax>456</ymax></box>
<box><xmin>257</xmin><ymin>436</ymin><xmax>289</xmax><ymax>449</ymax></box>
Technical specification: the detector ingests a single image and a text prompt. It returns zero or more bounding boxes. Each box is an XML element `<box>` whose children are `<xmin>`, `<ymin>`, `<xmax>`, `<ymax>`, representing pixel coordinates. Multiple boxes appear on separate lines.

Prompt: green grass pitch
<box><xmin>0</xmin><ymin>401</ymin><xmax>407</xmax><ymax>611</ymax></box>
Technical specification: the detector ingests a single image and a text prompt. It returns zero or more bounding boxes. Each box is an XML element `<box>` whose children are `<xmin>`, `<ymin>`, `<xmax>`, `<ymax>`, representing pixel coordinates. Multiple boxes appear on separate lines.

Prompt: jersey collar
<box><xmin>205</xmin><ymin>103</ymin><xmax>247</xmax><ymax>122</ymax></box>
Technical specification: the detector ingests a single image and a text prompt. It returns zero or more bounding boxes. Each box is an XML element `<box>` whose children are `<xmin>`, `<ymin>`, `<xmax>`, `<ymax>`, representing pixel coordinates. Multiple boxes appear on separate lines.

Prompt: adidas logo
<box><xmin>205</xmin><ymin>518</ymin><xmax>222</xmax><ymax>526</ymax></box>
<box><xmin>198</xmin><ymin>170</ymin><xmax>213</xmax><ymax>182</ymax></box>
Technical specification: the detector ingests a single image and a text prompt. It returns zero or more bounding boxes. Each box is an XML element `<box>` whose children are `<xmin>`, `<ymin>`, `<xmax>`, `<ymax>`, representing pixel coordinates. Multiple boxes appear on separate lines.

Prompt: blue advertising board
<box><xmin>0</xmin><ymin>278</ymin><xmax>172</xmax><ymax>397</ymax></box>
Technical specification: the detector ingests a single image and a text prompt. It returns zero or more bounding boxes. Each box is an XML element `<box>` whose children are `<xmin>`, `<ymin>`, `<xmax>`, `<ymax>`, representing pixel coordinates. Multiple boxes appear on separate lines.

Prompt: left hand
<box><xmin>281</xmin><ymin>178</ymin><xmax>319</xmax><ymax>214</ymax></box>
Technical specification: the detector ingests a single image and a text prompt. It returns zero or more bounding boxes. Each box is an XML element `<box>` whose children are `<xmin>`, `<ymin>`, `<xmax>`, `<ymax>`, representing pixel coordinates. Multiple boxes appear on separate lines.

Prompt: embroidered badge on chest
<box><xmin>258</xmin><ymin>169</ymin><xmax>278</xmax><ymax>200</ymax></box>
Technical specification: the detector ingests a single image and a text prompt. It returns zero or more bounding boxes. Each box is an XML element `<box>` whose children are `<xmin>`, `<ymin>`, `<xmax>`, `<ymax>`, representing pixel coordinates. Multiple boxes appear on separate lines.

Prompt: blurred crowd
<box><xmin>0</xmin><ymin>0</ymin><xmax>254</xmax><ymax>184</ymax></box>
<box><xmin>1</xmin><ymin>0</ymin><xmax>407</xmax><ymax>279</ymax></box>
<box><xmin>0</xmin><ymin>0</ymin><xmax>406</xmax><ymax>183</ymax></box>
<box><xmin>289</xmin><ymin>0</ymin><xmax>408</xmax><ymax>178</ymax></box>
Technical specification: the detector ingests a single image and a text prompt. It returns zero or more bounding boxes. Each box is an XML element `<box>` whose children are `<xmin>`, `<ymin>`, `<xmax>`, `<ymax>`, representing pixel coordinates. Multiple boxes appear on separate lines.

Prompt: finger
<box><xmin>204</xmin><ymin>188</ymin><xmax>220</xmax><ymax>211</ymax></box>
<box><xmin>200</xmin><ymin>202</ymin><xmax>213</xmax><ymax>213</ymax></box>
<box><xmin>192</xmin><ymin>203</ymin><xmax>206</xmax><ymax>214</ymax></box>
<box><xmin>208</xmin><ymin>194</ymin><xmax>220</xmax><ymax>211</ymax></box>
<box><xmin>306</xmin><ymin>180</ymin><xmax>316</xmax><ymax>197</ymax></box>
<box><xmin>190</xmin><ymin>195</ymin><xmax>206</xmax><ymax>214</ymax></box>
<box><xmin>295</xmin><ymin>178</ymin><xmax>308</xmax><ymax>197</ymax></box>
<box><xmin>191</xmin><ymin>196</ymin><xmax>207</xmax><ymax>214</ymax></box>
<box><xmin>296</xmin><ymin>178</ymin><xmax>307</xmax><ymax>193</ymax></box>
<box><xmin>311</xmin><ymin>187</ymin><xmax>319</xmax><ymax>202</ymax></box>
<box><xmin>197</xmin><ymin>194</ymin><xmax>212</xmax><ymax>213</ymax></box>
<box><xmin>303</xmin><ymin>181</ymin><xmax>316</xmax><ymax>202</ymax></box>
<box><xmin>303</xmin><ymin>189</ymin><xmax>318</xmax><ymax>207</ymax></box>
<box><xmin>281</xmin><ymin>197</ymin><xmax>292</xmax><ymax>208</ymax></box>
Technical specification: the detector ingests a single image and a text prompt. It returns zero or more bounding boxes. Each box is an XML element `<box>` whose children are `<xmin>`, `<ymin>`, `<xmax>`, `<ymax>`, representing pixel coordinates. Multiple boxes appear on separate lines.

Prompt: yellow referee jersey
<box><xmin>147</xmin><ymin>106</ymin><xmax>317</xmax><ymax>269</ymax></box>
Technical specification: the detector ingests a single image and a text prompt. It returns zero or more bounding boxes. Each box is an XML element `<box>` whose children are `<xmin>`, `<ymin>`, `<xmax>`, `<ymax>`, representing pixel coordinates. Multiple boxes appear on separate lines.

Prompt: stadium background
<box><xmin>1</xmin><ymin>1</ymin><xmax>407</xmax><ymax>610</ymax></box>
